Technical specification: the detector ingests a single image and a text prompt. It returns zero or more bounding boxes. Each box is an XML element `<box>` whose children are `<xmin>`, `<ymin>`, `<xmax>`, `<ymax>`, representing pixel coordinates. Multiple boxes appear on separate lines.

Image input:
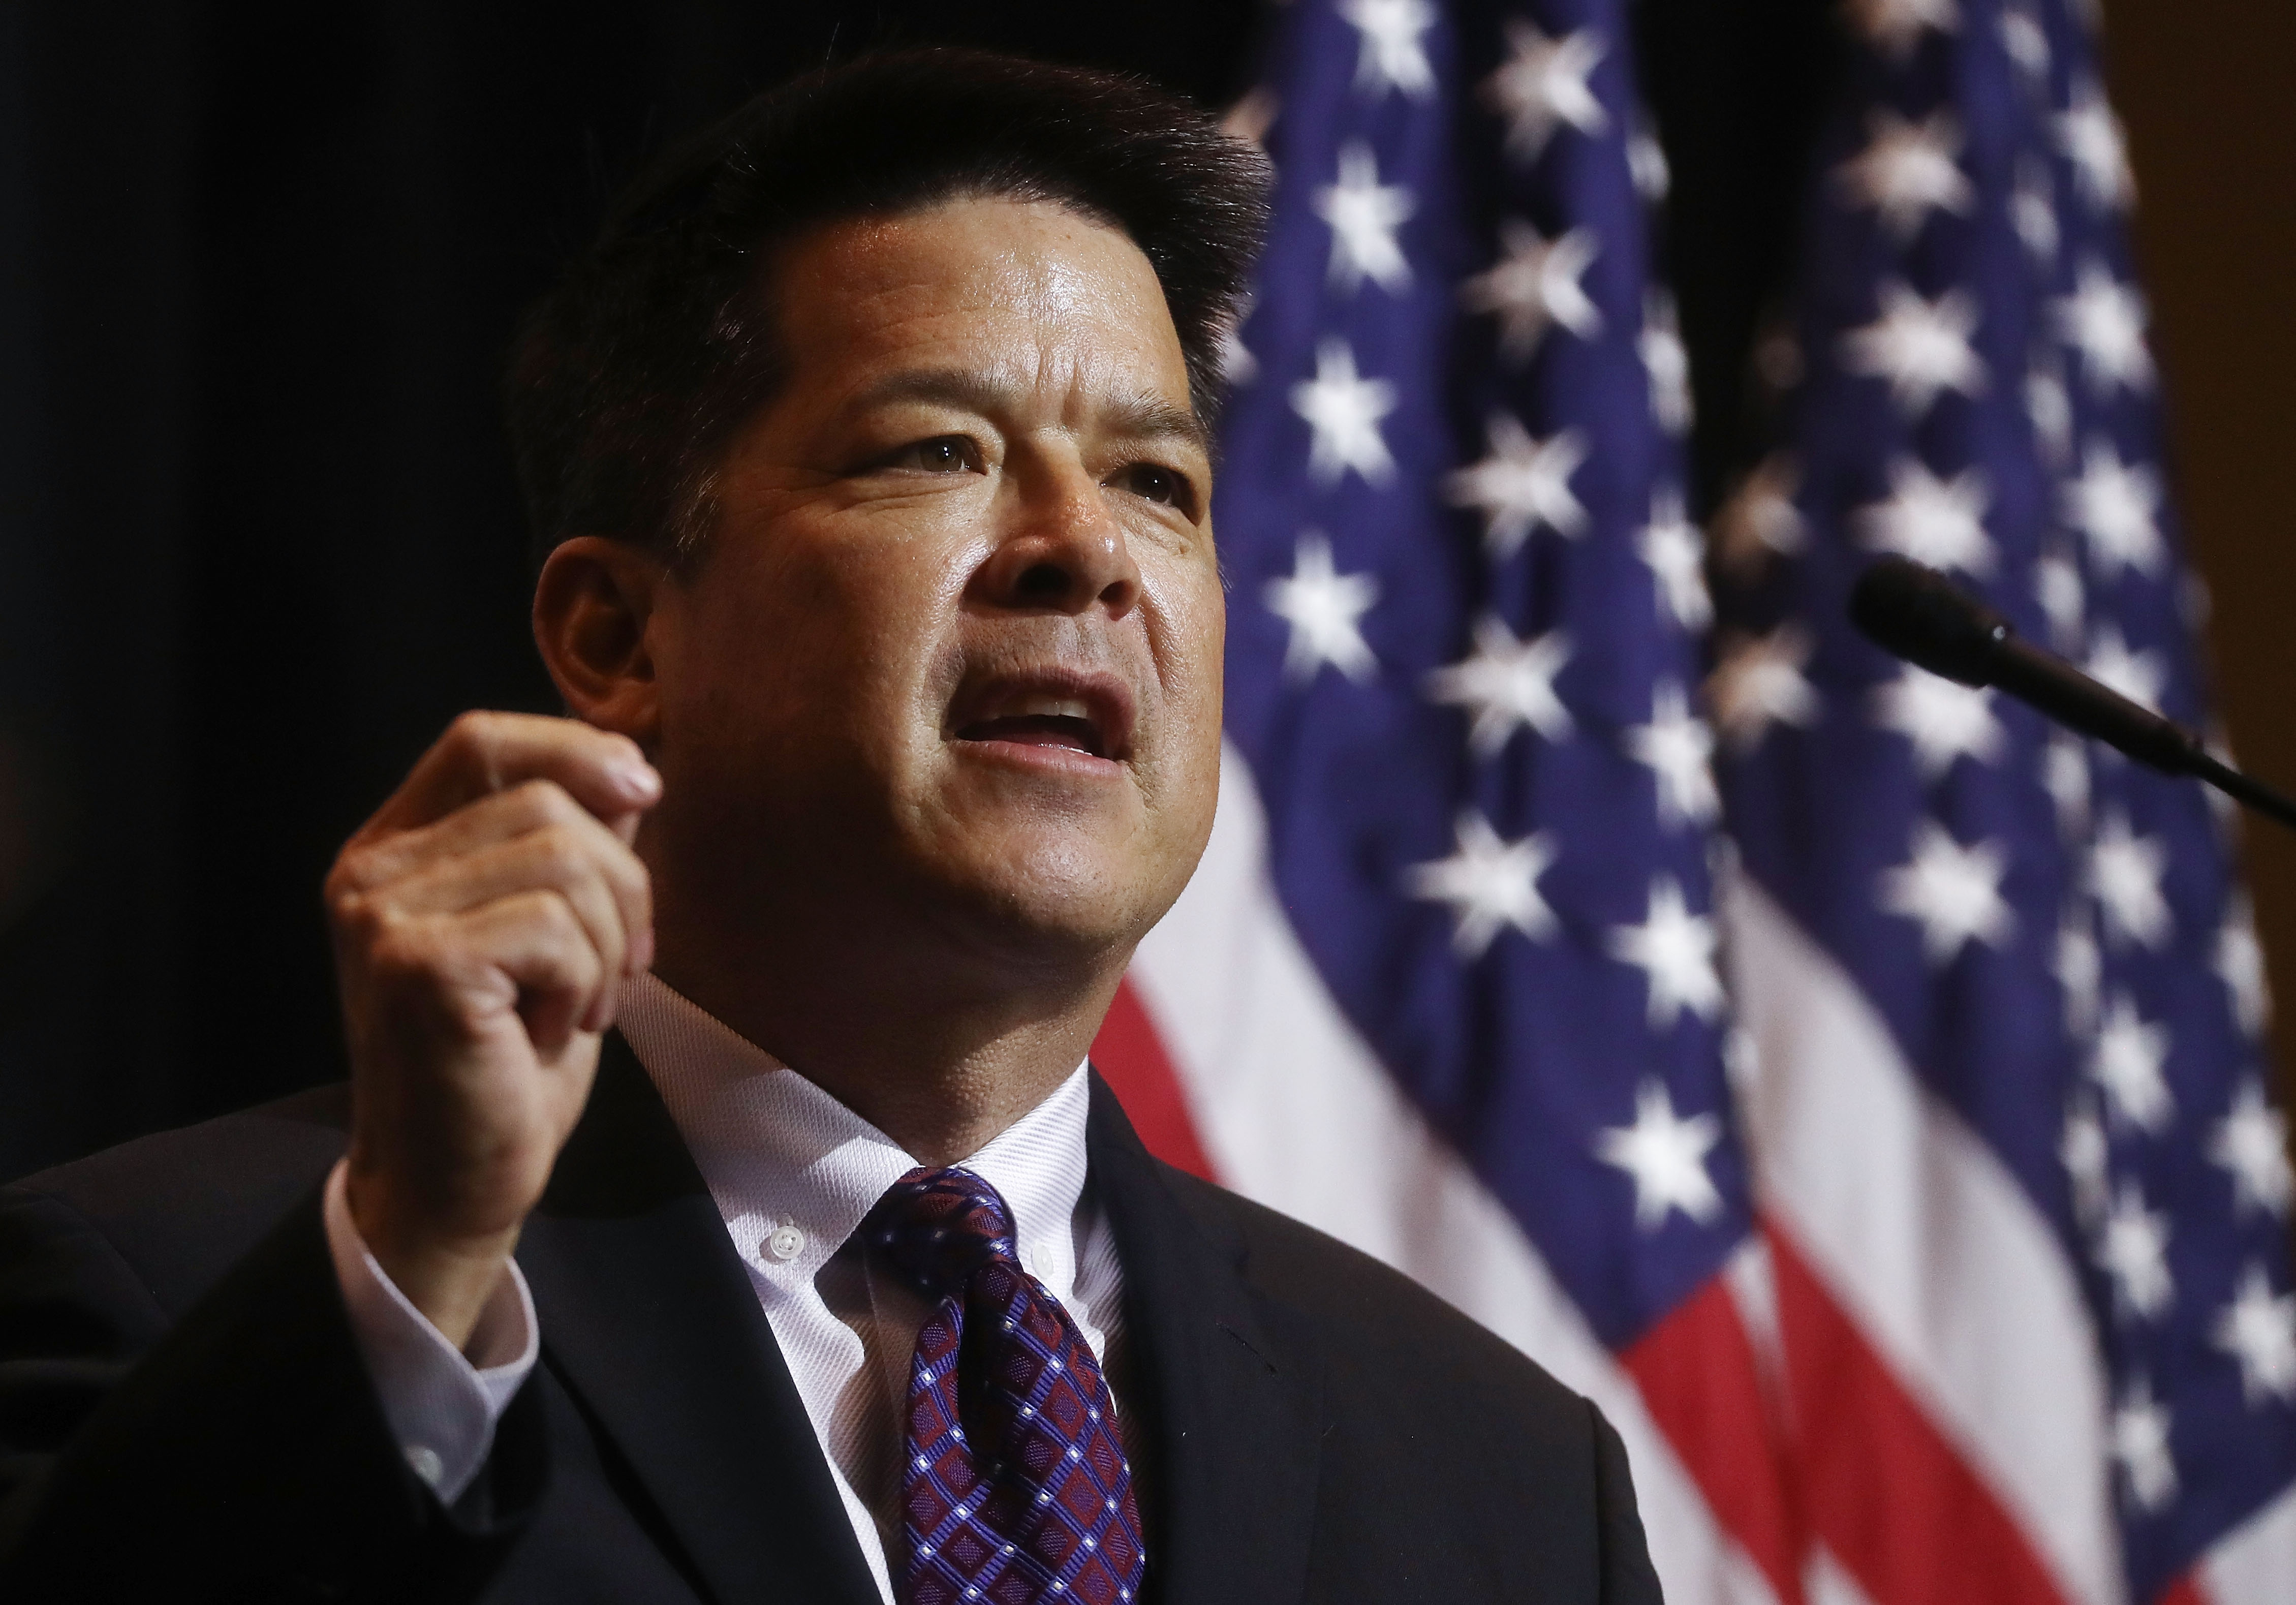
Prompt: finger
<box><xmin>333</xmin><ymin>784</ymin><xmax>656</xmax><ymax>978</ymax></box>
<box><xmin>437</xmin><ymin>889</ymin><xmax>612</xmax><ymax>1057</ymax></box>
<box><xmin>346</xmin><ymin>782</ymin><xmax>652</xmax><ymax>939</ymax></box>
<box><xmin>364</xmin><ymin>711</ymin><xmax>660</xmax><ymax>838</ymax></box>
<box><xmin>383</xmin><ymin>828</ymin><xmax>639</xmax><ymax>1009</ymax></box>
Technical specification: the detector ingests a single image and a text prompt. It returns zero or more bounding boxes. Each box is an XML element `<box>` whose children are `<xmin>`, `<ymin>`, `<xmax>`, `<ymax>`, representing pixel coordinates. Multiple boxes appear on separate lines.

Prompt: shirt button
<box><xmin>404</xmin><ymin>1445</ymin><xmax>444</xmax><ymax>1488</ymax></box>
<box><xmin>765</xmin><ymin>1223</ymin><xmax>806</xmax><ymax>1261</ymax></box>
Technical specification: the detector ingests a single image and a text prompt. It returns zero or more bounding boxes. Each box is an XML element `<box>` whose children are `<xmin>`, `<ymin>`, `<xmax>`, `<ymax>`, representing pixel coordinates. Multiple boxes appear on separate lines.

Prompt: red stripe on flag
<box><xmin>1768</xmin><ymin>1224</ymin><xmax>2070</xmax><ymax>1605</ymax></box>
<box><xmin>2152</xmin><ymin>1573</ymin><xmax>2204</xmax><ymax>1605</ymax></box>
<box><xmin>1091</xmin><ymin>979</ymin><xmax>1217</xmax><ymax>1180</ymax></box>
<box><xmin>1625</xmin><ymin>1273</ymin><xmax>1808</xmax><ymax>1605</ymax></box>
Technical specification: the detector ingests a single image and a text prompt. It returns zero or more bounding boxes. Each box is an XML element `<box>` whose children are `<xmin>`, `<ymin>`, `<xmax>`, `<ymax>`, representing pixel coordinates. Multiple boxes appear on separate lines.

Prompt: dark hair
<box><xmin>504</xmin><ymin>48</ymin><xmax>1270</xmax><ymax>566</ymax></box>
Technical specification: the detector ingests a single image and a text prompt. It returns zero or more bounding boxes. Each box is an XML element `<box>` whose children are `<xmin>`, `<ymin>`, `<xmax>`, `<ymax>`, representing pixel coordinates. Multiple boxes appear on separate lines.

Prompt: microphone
<box><xmin>1848</xmin><ymin>554</ymin><xmax>2296</xmax><ymax>832</ymax></box>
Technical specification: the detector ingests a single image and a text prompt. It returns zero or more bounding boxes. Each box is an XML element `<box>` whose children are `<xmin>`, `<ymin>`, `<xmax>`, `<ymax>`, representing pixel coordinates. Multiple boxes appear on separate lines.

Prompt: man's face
<box><xmin>644</xmin><ymin>195</ymin><xmax>1225</xmax><ymax>971</ymax></box>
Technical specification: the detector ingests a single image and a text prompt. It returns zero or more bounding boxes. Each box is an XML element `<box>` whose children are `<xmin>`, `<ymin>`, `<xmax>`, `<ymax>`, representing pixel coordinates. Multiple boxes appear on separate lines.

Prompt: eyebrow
<box><xmin>844</xmin><ymin>368</ymin><xmax>1210</xmax><ymax>456</ymax></box>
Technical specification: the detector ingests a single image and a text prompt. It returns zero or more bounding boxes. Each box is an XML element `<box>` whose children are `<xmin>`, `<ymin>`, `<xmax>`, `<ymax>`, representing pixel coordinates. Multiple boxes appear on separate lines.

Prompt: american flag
<box><xmin>1085</xmin><ymin>1</ymin><xmax>2296</xmax><ymax>1603</ymax></box>
<box><xmin>1708</xmin><ymin>0</ymin><xmax>2296</xmax><ymax>1602</ymax></box>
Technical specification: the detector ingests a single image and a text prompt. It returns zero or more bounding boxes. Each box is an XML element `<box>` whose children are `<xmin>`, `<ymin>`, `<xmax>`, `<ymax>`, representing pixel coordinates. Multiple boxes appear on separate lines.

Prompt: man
<box><xmin>0</xmin><ymin>50</ymin><xmax>1662</xmax><ymax>1604</ymax></box>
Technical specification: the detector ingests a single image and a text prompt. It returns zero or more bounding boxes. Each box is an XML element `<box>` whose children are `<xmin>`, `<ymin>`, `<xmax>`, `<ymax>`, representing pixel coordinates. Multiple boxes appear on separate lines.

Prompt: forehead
<box><xmin>769</xmin><ymin>195</ymin><xmax>1193</xmax><ymax>410</ymax></box>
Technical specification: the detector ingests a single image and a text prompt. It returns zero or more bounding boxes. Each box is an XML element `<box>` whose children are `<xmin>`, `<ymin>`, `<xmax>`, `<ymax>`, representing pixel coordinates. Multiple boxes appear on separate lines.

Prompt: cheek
<box><xmin>690</xmin><ymin>518</ymin><xmax>973</xmax><ymax>760</ymax></box>
<box><xmin>1140</xmin><ymin>558</ymin><xmax>1228</xmax><ymax>788</ymax></box>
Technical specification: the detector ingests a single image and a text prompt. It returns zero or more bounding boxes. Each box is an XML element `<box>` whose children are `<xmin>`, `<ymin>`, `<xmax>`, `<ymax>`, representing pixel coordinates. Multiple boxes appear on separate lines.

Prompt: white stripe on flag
<box><xmin>2198</xmin><ymin>1479</ymin><xmax>2296</xmax><ymax>1605</ymax></box>
<box><xmin>1721</xmin><ymin>876</ymin><xmax>2123</xmax><ymax>1605</ymax></box>
<box><xmin>1130</xmin><ymin>744</ymin><xmax>1776</xmax><ymax>1605</ymax></box>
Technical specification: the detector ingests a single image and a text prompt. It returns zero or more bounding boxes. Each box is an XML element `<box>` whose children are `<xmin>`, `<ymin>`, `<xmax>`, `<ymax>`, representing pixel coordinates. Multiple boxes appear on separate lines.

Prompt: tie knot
<box><xmin>862</xmin><ymin>1166</ymin><xmax>1020</xmax><ymax>1299</ymax></box>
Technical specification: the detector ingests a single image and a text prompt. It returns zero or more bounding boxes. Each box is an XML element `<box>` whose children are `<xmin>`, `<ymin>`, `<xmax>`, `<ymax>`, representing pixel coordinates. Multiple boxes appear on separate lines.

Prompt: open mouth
<box><xmin>948</xmin><ymin>674</ymin><xmax>1134</xmax><ymax>765</ymax></box>
<box><xmin>955</xmin><ymin>706</ymin><xmax>1108</xmax><ymax>758</ymax></box>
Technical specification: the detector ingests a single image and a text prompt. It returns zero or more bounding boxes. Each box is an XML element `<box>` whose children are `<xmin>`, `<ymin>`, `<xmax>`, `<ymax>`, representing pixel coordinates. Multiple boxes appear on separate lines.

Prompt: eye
<box><xmin>883</xmin><ymin>436</ymin><xmax>979</xmax><ymax>474</ymax></box>
<box><xmin>1115</xmin><ymin>462</ymin><xmax>1196</xmax><ymax>513</ymax></box>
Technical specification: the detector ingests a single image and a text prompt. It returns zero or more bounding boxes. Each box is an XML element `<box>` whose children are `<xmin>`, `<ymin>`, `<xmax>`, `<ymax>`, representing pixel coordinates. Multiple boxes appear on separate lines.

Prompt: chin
<box><xmin>932</xmin><ymin>835</ymin><xmax>1173</xmax><ymax>962</ymax></box>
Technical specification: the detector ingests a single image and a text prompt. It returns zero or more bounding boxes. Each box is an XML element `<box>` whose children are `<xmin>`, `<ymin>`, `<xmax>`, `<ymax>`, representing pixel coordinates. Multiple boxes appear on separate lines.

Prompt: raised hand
<box><xmin>325</xmin><ymin>712</ymin><xmax>660</xmax><ymax>1347</ymax></box>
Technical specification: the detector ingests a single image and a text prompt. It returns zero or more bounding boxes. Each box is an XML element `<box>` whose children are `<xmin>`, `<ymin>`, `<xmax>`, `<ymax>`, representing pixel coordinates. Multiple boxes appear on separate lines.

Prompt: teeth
<box><xmin>990</xmin><ymin>695</ymin><xmax>1093</xmax><ymax>722</ymax></box>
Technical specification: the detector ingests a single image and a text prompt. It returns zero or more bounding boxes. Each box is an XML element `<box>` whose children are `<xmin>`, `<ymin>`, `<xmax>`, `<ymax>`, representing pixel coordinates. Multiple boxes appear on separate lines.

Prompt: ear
<box><xmin>533</xmin><ymin>537</ymin><xmax>668</xmax><ymax>744</ymax></box>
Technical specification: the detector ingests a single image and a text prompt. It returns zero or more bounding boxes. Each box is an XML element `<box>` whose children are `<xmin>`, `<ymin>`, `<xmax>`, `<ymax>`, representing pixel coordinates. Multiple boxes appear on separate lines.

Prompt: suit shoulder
<box><xmin>1155</xmin><ymin>1165</ymin><xmax>1591</xmax><ymax>1429</ymax></box>
<box><xmin>3</xmin><ymin>1084</ymin><xmax>350</xmax><ymax>1313</ymax></box>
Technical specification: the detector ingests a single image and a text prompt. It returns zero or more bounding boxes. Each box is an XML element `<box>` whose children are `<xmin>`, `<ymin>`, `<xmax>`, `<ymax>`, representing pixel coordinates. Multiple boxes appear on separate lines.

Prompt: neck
<box><xmin>648</xmin><ymin>915</ymin><xmax>1125</xmax><ymax>1167</ymax></box>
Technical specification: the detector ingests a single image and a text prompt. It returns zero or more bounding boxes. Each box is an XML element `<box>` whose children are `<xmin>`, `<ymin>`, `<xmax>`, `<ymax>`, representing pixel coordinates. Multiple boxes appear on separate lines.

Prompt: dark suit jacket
<box><xmin>0</xmin><ymin>1034</ymin><xmax>1662</xmax><ymax>1603</ymax></box>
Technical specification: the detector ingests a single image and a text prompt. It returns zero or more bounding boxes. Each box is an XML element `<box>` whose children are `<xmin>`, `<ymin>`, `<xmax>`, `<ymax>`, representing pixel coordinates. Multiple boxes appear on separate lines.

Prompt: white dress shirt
<box><xmin>323</xmin><ymin>972</ymin><xmax>1127</xmax><ymax>1605</ymax></box>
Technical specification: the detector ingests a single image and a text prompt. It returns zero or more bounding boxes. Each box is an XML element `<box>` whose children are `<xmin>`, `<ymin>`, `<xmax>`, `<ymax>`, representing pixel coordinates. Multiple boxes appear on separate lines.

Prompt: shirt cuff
<box><xmin>322</xmin><ymin>1158</ymin><xmax>539</xmax><ymax>1505</ymax></box>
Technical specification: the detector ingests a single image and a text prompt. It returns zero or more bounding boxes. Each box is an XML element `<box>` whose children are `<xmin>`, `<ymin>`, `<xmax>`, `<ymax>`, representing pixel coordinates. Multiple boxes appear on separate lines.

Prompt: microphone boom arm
<box><xmin>1848</xmin><ymin>555</ymin><xmax>2296</xmax><ymax>834</ymax></box>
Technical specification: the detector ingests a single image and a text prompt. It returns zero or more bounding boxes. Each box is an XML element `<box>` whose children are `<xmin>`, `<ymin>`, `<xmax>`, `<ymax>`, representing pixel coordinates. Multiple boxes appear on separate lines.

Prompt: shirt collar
<box><xmin>612</xmin><ymin>972</ymin><xmax>1096</xmax><ymax>1293</ymax></box>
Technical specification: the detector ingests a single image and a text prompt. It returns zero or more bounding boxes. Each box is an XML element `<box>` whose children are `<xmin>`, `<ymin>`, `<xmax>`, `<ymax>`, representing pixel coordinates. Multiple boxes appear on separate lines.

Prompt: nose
<box><xmin>971</xmin><ymin>470</ymin><xmax>1142</xmax><ymax>621</ymax></box>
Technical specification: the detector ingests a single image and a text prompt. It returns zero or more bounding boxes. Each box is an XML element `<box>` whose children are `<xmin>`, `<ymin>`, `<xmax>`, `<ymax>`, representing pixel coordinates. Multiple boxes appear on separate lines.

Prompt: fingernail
<box><xmin>611</xmin><ymin>760</ymin><xmax>661</xmax><ymax>801</ymax></box>
<box><xmin>632</xmin><ymin>927</ymin><xmax>656</xmax><ymax>974</ymax></box>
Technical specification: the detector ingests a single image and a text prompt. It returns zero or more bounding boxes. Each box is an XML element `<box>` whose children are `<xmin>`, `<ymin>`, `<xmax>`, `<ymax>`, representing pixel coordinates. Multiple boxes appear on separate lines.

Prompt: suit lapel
<box><xmin>515</xmin><ymin>1033</ymin><xmax>882</xmax><ymax>1605</ymax></box>
<box><xmin>1087</xmin><ymin>1075</ymin><xmax>1323</xmax><ymax>1605</ymax></box>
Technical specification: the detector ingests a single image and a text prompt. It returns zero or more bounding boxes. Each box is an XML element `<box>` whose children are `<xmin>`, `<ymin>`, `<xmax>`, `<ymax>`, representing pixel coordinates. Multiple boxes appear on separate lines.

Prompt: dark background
<box><xmin>1</xmin><ymin>2</ymin><xmax>2283</xmax><ymax>1181</ymax></box>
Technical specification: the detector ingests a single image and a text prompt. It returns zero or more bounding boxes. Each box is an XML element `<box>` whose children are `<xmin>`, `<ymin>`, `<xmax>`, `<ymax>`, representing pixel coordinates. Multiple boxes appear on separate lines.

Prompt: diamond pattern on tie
<box><xmin>865</xmin><ymin>1167</ymin><xmax>1144</xmax><ymax>1605</ymax></box>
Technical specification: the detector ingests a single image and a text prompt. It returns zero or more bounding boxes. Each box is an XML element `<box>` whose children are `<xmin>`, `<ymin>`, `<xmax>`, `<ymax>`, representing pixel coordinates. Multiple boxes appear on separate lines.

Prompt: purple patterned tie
<box><xmin>862</xmin><ymin>1166</ymin><xmax>1145</xmax><ymax>1605</ymax></box>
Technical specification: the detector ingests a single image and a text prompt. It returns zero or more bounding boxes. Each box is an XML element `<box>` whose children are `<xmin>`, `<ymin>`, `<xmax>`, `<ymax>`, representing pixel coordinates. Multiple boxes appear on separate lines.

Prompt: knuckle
<box><xmin>510</xmin><ymin>777</ymin><xmax>578</xmax><ymax>826</ymax></box>
<box><xmin>541</xmin><ymin>894</ymin><xmax>608</xmax><ymax>973</ymax></box>
<box><xmin>363</xmin><ymin>915</ymin><xmax>439</xmax><ymax>984</ymax></box>
<box><xmin>328</xmin><ymin>881</ymin><xmax>388</xmax><ymax>940</ymax></box>
<box><xmin>444</xmin><ymin>711</ymin><xmax>510</xmax><ymax>789</ymax></box>
<box><xmin>448</xmin><ymin>707</ymin><xmax>503</xmax><ymax>744</ymax></box>
<box><xmin>530</xmin><ymin>821</ymin><xmax>595</xmax><ymax>880</ymax></box>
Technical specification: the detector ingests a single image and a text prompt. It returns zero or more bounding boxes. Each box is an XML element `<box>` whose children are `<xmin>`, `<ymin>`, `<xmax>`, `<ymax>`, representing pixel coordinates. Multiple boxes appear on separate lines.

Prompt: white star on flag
<box><xmin>1264</xmin><ymin>532</ymin><xmax>1381</xmax><ymax>685</ymax></box>
<box><xmin>1445</xmin><ymin>414</ymin><xmax>1589</xmax><ymax>560</ymax></box>
<box><xmin>1641</xmin><ymin>290</ymin><xmax>1693</xmax><ymax>435</ymax></box>
<box><xmin>1481</xmin><ymin>20</ymin><xmax>1608</xmax><ymax>163</ymax></box>
<box><xmin>2062</xmin><ymin>1092</ymin><xmax>2112</xmax><ymax>1226</ymax></box>
<box><xmin>2053</xmin><ymin>259</ymin><xmax>2154</xmax><ymax>394</ymax></box>
<box><xmin>2085</xmin><ymin>623</ymin><xmax>2167</xmax><ymax>713</ymax></box>
<box><xmin>2111</xmin><ymin>1377</ymin><xmax>2178</xmax><ymax>1513</ymax></box>
<box><xmin>1626</xmin><ymin>682</ymin><xmax>1719</xmax><ymax>828</ymax></box>
<box><xmin>2026</xmin><ymin>360</ymin><xmax>2073</xmax><ymax>468</ymax></box>
<box><xmin>2035</xmin><ymin>550</ymin><xmax>2086</xmax><ymax>651</ymax></box>
<box><xmin>1854</xmin><ymin>457</ymin><xmax>1996</xmax><ymax>577</ymax></box>
<box><xmin>1714</xmin><ymin>453</ymin><xmax>1807</xmax><ymax>574</ymax></box>
<box><xmin>1871</xmin><ymin>664</ymin><xmax>2005</xmax><ymax>778</ymax></box>
<box><xmin>2011</xmin><ymin>152</ymin><xmax>2060</xmax><ymax>265</ymax></box>
<box><xmin>2215</xmin><ymin>896</ymin><xmax>2272</xmax><ymax>1037</ymax></box>
<box><xmin>1839</xmin><ymin>282</ymin><xmax>1988</xmax><ymax>417</ymax></box>
<box><xmin>1218</xmin><ymin>293</ymin><xmax>1258</xmax><ymax>386</ymax></box>
<box><xmin>1594</xmin><ymin>1079</ymin><xmax>1726</xmax><ymax>1230</ymax></box>
<box><xmin>2212</xmin><ymin>1080</ymin><xmax>2294</xmax><ymax>1218</ymax></box>
<box><xmin>1291</xmin><ymin>339</ymin><xmax>1398</xmax><ymax>486</ymax></box>
<box><xmin>2043</xmin><ymin>729</ymin><xmax>2092</xmax><ymax>841</ymax></box>
<box><xmin>1607</xmin><ymin>877</ymin><xmax>1725</xmax><ymax>1030</ymax></box>
<box><xmin>1637</xmin><ymin>490</ymin><xmax>1710</xmax><ymax>631</ymax></box>
<box><xmin>1339</xmin><ymin>0</ymin><xmax>1437</xmax><ymax>100</ymax></box>
<box><xmin>1707</xmin><ymin>626</ymin><xmax>1822</xmax><ymax>754</ymax></box>
<box><xmin>2057</xmin><ymin>907</ymin><xmax>2102</xmax><ymax>1036</ymax></box>
<box><xmin>1423</xmin><ymin>616</ymin><xmax>1574</xmax><ymax>756</ymax></box>
<box><xmin>2097</xmin><ymin>1180</ymin><xmax>2176</xmax><ymax>1320</ymax></box>
<box><xmin>1628</xmin><ymin>116</ymin><xmax>1671</xmax><ymax>202</ymax></box>
<box><xmin>1460</xmin><ymin>220</ymin><xmax>1603</xmax><ymax>362</ymax></box>
<box><xmin>1878</xmin><ymin>818</ymin><xmax>2015</xmax><ymax>964</ymax></box>
<box><xmin>1843</xmin><ymin>0</ymin><xmax>1960</xmax><ymax>59</ymax></box>
<box><xmin>2087</xmin><ymin>812</ymin><xmax>2173</xmax><ymax>949</ymax></box>
<box><xmin>2057</xmin><ymin>74</ymin><xmax>2135</xmax><ymax>212</ymax></box>
<box><xmin>2093</xmin><ymin>993</ymin><xmax>2174</xmax><ymax>1133</ymax></box>
<box><xmin>2061</xmin><ymin>439</ymin><xmax>2165</xmax><ymax>577</ymax></box>
<box><xmin>1405</xmin><ymin>812</ymin><xmax>1559</xmax><ymax>958</ymax></box>
<box><xmin>1833</xmin><ymin>108</ymin><xmax>1975</xmax><ymax>241</ymax></box>
<box><xmin>2215</xmin><ymin>1264</ymin><xmax>2296</xmax><ymax>1406</ymax></box>
<box><xmin>2000</xmin><ymin>5</ymin><xmax>2051</xmax><ymax>83</ymax></box>
<box><xmin>1314</xmin><ymin>142</ymin><xmax>1416</xmax><ymax>296</ymax></box>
